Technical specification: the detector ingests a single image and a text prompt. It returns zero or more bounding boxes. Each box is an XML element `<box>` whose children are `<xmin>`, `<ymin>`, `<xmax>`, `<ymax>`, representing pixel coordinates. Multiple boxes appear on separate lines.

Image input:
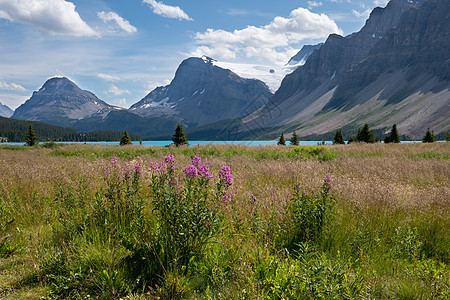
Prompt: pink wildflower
<box><xmin>219</xmin><ymin>166</ymin><xmax>233</xmax><ymax>186</ymax></box>
<box><xmin>184</xmin><ymin>165</ymin><xmax>198</xmax><ymax>178</ymax></box>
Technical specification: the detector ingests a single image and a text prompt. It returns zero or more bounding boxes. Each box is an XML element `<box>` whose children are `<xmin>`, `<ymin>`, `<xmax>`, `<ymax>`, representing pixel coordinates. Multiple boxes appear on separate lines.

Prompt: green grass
<box><xmin>0</xmin><ymin>143</ymin><xmax>448</xmax><ymax>299</ymax></box>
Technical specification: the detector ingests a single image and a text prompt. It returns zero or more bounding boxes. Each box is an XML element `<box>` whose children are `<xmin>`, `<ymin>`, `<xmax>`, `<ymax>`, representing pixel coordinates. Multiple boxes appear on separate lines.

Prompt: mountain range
<box><xmin>8</xmin><ymin>0</ymin><xmax>450</xmax><ymax>140</ymax></box>
<box><xmin>0</xmin><ymin>102</ymin><xmax>13</xmax><ymax>118</ymax></box>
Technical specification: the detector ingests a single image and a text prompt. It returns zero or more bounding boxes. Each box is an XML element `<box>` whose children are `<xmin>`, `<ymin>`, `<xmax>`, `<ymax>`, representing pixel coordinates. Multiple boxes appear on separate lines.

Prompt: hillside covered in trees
<box><xmin>0</xmin><ymin>117</ymin><xmax>141</xmax><ymax>143</ymax></box>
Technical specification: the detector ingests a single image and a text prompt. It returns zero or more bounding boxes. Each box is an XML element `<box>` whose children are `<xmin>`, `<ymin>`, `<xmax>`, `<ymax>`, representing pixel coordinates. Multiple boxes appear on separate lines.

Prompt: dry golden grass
<box><xmin>0</xmin><ymin>142</ymin><xmax>448</xmax><ymax>298</ymax></box>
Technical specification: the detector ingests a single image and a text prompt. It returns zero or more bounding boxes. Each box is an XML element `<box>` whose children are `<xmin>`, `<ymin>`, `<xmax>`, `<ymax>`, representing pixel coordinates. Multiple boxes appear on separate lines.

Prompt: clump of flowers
<box><xmin>219</xmin><ymin>166</ymin><xmax>233</xmax><ymax>186</ymax></box>
<box><xmin>148</xmin><ymin>154</ymin><xmax>234</xmax><ymax>267</ymax></box>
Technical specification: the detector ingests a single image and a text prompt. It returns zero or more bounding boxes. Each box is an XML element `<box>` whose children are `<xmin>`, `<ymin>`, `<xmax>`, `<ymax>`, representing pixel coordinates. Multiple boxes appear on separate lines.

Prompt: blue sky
<box><xmin>0</xmin><ymin>0</ymin><xmax>389</xmax><ymax>109</ymax></box>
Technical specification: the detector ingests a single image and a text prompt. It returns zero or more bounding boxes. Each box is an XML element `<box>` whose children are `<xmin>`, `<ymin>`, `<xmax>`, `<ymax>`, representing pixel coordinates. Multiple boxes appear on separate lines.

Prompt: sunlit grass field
<box><xmin>0</xmin><ymin>142</ymin><xmax>448</xmax><ymax>299</ymax></box>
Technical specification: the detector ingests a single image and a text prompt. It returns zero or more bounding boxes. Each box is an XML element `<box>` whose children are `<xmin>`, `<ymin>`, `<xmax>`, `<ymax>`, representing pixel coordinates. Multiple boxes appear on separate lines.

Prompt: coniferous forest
<box><xmin>0</xmin><ymin>117</ymin><xmax>141</xmax><ymax>143</ymax></box>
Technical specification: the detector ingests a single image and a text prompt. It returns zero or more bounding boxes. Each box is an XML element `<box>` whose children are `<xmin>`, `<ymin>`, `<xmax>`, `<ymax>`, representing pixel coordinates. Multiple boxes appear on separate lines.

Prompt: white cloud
<box><xmin>308</xmin><ymin>1</ymin><xmax>323</xmax><ymax>9</ymax></box>
<box><xmin>373</xmin><ymin>0</ymin><xmax>389</xmax><ymax>7</ymax></box>
<box><xmin>0</xmin><ymin>81</ymin><xmax>27</xmax><ymax>92</ymax></box>
<box><xmin>97</xmin><ymin>11</ymin><xmax>137</xmax><ymax>34</ymax></box>
<box><xmin>143</xmin><ymin>0</ymin><xmax>192</xmax><ymax>21</ymax></box>
<box><xmin>0</xmin><ymin>0</ymin><xmax>98</xmax><ymax>37</ymax></box>
<box><xmin>117</xmin><ymin>98</ymin><xmax>127</xmax><ymax>107</ymax></box>
<box><xmin>108</xmin><ymin>84</ymin><xmax>130</xmax><ymax>96</ymax></box>
<box><xmin>193</xmin><ymin>7</ymin><xmax>342</xmax><ymax>64</ymax></box>
<box><xmin>97</xmin><ymin>74</ymin><xmax>121</xmax><ymax>82</ymax></box>
<box><xmin>351</xmin><ymin>9</ymin><xmax>372</xmax><ymax>18</ymax></box>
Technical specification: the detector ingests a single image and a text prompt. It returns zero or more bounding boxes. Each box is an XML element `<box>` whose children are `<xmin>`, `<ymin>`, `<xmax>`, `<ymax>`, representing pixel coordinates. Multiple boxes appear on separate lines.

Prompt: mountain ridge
<box><xmin>0</xmin><ymin>101</ymin><xmax>13</xmax><ymax>118</ymax></box>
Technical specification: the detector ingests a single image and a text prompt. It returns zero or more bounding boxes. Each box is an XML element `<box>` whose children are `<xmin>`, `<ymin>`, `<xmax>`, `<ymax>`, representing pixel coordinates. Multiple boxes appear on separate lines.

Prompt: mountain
<box><xmin>287</xmin><ymin>43</ymin><xmax>323</xmax><ymax>66</ymax></box>
<box><xmin>12</xmin><ymin>77</ymin><xmax>120</xmax><ymax>127</ymax></box>
<box><xmin>130</xmin><ymin>56</ymin><xmax>273</xmax><ymax>128</ymax></box>
<box><xmin>0</xmin><ymin>102</ymin><xmax>13</xmax><ymax>118</ymax></box>
<box><xmin>242</xmin><ymin>0</ymin><xmax>449</xmax><ymax>139</ymax></box>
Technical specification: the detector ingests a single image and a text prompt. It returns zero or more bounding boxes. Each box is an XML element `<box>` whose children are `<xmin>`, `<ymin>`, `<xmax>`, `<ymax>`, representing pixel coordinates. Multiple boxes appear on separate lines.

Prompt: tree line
<box><xmin>0</xmin><ymin>117</ymin><xmax>141</xmax><ymax>143</ymax></box>
<box><xmin>276</xmin><ymin>124</ymin><xmax>448</xmax><ymax>146</ymax></box>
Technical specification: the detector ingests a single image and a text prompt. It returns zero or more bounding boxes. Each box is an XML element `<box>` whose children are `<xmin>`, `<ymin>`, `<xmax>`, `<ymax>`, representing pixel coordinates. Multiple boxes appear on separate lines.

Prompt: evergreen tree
<box><xmin>445</xmin><ymin>131</ymin><xmax>449</xmax><ymax>142</ymax></box>
<box><xmin>278</xmin><ymin>133</ymin><xmax>286</xmax><ymax>146</ymax></box>
<box><xmin>289</xmin><ymin>131</ymin><xmax>299</xmax><ymax>146</ymax></box>
<box><xmin>384</xmin><ymin>124</ymin><xmax>401</xmax><ymax>143</ymax></box>
<box><xmin>25</xmin><ymin>125</ymin><xmax>37</xmax><ymax>146</ymax></box>
<box><xmin>333</xmin><ymin>129</ymin><xmax>345</xmax><ymax>145</ymax></box>
<box><xmin>422</xmin><ymin>128</ymin><xmax>435</xmax><ymax>143</ymax></box>
<box><xmin>357</xmin><ymin>124</ymin><xmax>375</xmax><ymax>143</ymax></box>
<box><xmin>172</xmin><ymin>123</ymin><xmax>188</xmax><ymax>146</ymax></box>
<box><xmin>120</xmin><ymin>130</ymin><xmax>132</xmax><ymax>146</ymax></box>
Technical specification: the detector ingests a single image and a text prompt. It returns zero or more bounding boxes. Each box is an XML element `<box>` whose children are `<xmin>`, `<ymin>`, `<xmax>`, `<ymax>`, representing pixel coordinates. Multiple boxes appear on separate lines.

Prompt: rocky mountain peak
<box><xmin>12</xmin><ymin>77</ymin><xmax>115</xmax><ymax>127</ymax></box>
<box><xmin>130</xmin><ymin>56</ymin><xmax>272</xmax><ymax>127</ymax></box>
<box><xmin>0</xmin><ymin>101</ymin><xmax>13</xmax><ymax>118</ymax></box>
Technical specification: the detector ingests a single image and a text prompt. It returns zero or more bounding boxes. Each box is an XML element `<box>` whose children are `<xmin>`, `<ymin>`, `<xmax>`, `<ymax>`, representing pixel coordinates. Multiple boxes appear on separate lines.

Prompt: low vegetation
<box><xmin>0</xmin><ymin>143</ymin><xmax>448</xmax><ymax>299</ymax></box>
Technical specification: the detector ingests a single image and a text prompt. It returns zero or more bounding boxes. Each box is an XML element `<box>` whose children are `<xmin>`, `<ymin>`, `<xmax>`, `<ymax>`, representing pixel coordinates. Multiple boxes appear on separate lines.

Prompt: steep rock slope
<box><xmin>243</xmin><ymin>0</ymin><xmax>449</xmax><ymax>139</ymax></box>
<box><xmin>130</xmin><ymin>56</ymin><xmax>273</xmax><ymax>127</ymax></box>
<box><xmin>12</xmin><ymin>77</ymin><xmax>118</xmax><ymax>127</ymax></box>
<box><xmin>0</xmin><ymin>102</ymin><xmax>13</xmax><ymax>118</ymax></box>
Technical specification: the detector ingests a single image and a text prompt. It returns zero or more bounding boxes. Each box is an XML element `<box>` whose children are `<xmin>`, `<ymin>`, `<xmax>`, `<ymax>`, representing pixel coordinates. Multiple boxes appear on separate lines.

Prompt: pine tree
<box><xmin>289</xmin><ymin>131</ymin><xmax>299</xmax><ymax>146</ymax></box>
<box><xmin>384</xmin><ymin>124</ymin><xmax>400</xmax><ymax>143</ymax></box>
<box><xmin>278</xmin><ymin>133</ymin><xmax>286</xmax><ymax>146</ymax></box>
<box><xmin>120</xmin><ymin>130</ymin><xmax>132</xmax><ymax>146</ymax></box>
<box><xmin>445</xmin><ymin>131</ymin><xmax>449</xmax><ymax>142</ymax></box>
<box><xmin>357</xmin><ymin>124</ymin><xmax>375</xmax><ymax>143</ymax></box>
<box><xmin>172</xmin><ymin>123</ymin><xmax>188</xmax><ymax>146</ymax></box>
<box><xmin>422</xmin><ymin>128</ymin><xmax>435</xmax><ymax>143</ymax></box>
<box><xmin>25</xmin><ymin>125</ymin><xmax>37</xmax><ymax>146</ymax></box>
<box><xmin>333</xmin><ymin>129</ymin><xmax>345</xmax><ymax>145</ymax></box>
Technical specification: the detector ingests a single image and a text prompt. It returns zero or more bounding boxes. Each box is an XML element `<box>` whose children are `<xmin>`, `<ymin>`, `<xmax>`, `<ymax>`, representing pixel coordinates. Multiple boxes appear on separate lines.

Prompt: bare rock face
<box><xmin>245</xmin><ymin>0</ymin><xmax>449</xmax><ymax>139</ymax></box>
<box><xmin>287</xmin><ymin>43</ymin><xmax>323</xmax><ymax>66</ymax></box>
<box><xmin>0</xmin><ymin>102</ymin><xmax>13</xmax><ymax>118</ymax></box>
<box><xmin>12</xmin><ymin>77</ymin><xmax>117</xmax><ymax>127</ymax></box>
<box><xmin>130</xmin><ymin>57</ymin><xmax>273</xmax><ymax>127</ymax></box>
<box><xmin>273</xmin><ymin>0</ymin><xmax>423</xmax><ymax>105</ymax></box>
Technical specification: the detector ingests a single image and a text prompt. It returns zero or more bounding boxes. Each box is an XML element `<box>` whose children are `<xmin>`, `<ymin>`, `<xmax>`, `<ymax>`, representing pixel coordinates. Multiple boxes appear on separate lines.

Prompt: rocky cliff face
<box><xmin>130</xmin><ymin>56</ymin><xmax>273</xmax><ymax>127</ymax></box>
<box><xmin>287</xmin><ymin>43</ymin><xmax>323</xmax><ymax>66</ymax></box>
<box><xmin>328</xmin><ymin>0</ymin><xmax>449</xmax><ymax>109</ymax></box>
<box><xmin>0</xmin><ymin>102</ymin><xmax>13</xmax><ymax>118</ymax></box>
<box><xmin>243</xmin><ymin>0</ymin><xmax>449</xmax><ymax>139</ymax></box>
<box><xmin>272</xmin><ymin>0</ymin><xmax>423</xmax><ymax>105</ymax></box>
<box><xmin>12</xmin><ymin>77</ymin><xmax>118</xmax><ymax>127</ymax></box>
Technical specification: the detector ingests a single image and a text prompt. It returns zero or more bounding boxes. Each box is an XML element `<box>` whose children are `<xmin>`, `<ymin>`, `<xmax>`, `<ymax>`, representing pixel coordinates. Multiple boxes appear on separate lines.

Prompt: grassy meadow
<box><xmin>0</xmin><ymin>142</ymin><xmax>448</xmax><ymax>299</ymax></box>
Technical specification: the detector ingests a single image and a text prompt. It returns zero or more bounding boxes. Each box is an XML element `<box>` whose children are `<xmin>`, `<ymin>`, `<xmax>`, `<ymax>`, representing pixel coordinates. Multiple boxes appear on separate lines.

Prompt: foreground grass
<box><xmin>0</xmin><ymin>143</ymin><xmax>448</xmax><ymax>299</ymax></box>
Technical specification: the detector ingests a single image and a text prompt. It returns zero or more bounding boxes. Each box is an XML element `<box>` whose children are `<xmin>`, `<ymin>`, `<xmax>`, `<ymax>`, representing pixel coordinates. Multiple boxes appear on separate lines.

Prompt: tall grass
<box><xmin>0</xmin><ymin>143</ymin><xmax>448</xmax><ymax>299</ymax></box>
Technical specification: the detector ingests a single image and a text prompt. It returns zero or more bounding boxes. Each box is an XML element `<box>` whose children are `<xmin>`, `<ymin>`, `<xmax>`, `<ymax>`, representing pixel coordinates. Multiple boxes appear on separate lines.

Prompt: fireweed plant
<box><xmin>148</xmin><ymin>154</ymin><xmax>234</xmax><ymax>268</ymax></box>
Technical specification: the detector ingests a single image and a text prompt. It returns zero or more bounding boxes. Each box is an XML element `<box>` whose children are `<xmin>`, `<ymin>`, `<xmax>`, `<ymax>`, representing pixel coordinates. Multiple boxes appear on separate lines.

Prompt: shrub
<box><xmin>285</xmin><ymin>174</ymin><xmax>335</xmax><ymax>249</ymax></box>
<box><xmin>148</xmin><ymin>154</ymin><xmax>233</xmax><ymax>268</ymax></box>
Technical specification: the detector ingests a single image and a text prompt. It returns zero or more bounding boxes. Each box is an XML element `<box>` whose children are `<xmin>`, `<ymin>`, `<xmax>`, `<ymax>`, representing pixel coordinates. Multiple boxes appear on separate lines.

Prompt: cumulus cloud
<box><xmin>373</xmin><ymin>0</ymin><xmax>389</xmax><ymax>6</ymax></box>
<box><xmin>193</xmin><ymin>7</ymin><xmax>342</xmax><ymax>64</ymax></box>
<box><xmin>351</xmin><ymin>8</ymin><xmax>372</xmax><ymax>18</ymax></box>
<box><xmin>308</xmin><ymin>1</ymin><xmax>323</xmax><ymax>9</ymax></box>
<box><xmin>0</xmin><ymin>81</ymin><xmax>27</xmax><ymax>92</ymax></box>
<box><xmin>108</xmin><ymin>84</ymin><xmax>130</xmax><ymax>96</ymax></box>
<box><xmin>97</xmin><ymin>11</ymin><xmax>137</xmax><ymax>34</ymax></box>
<box><xmin>143</xmin><ymin>0</ymin><xmax>192</xmax><ymax>21</ymax></box>
<box><xmin>97</xmin><ymin>74</ymin><xmax>121</xmax><ymax>82</ymax></box>
<box><xmin>0</xmin><ymin>0</ymin><xmax>97</xmax><ymax>37</ymax></box>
